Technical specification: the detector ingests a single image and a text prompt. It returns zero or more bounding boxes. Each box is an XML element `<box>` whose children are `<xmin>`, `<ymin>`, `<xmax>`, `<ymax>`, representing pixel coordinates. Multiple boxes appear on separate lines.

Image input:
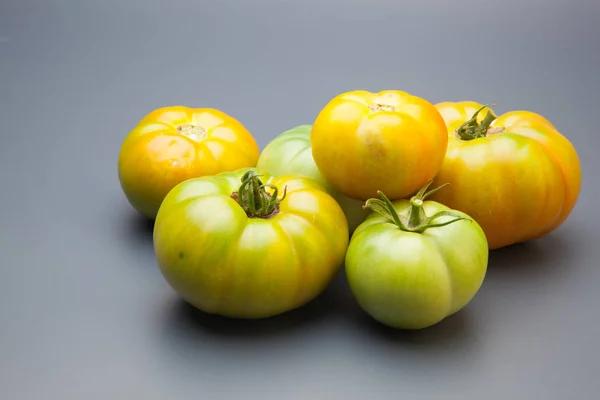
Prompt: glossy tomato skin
<box><xmin>118</xmin><ymin>106</ymin><xmax>259</xmax><ymax>219</ymax></box>
<box><xmin>310</xmin><ymin>90</ymin><xmax>448</xmax><ymax>201</ymax></box>
<box><xmin>256</xmin><ymin>125</ymin><xmax>369</xmax><ymax>233</ymax></box>
<box><xmin>153</xmin><ymin>168</ymin><xmax>349</xmax><ymax>319</ymax></box>
<box><xmin>431</xmin><ymin>101</ymin><xmax>582</xmax><ymax>249</ymax></box>
<box><xmin>345</xmin><ymin>200</ymin><xmax>488</xmax><ymax>330</ymax></box>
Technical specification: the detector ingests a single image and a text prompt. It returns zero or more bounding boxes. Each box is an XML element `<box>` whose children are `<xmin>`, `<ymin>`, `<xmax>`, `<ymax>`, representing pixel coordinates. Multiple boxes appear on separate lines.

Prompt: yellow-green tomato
<box><xmin>256</xmin><ymin>125</ymin><xmax>369</xmax><ymax>233</ymax></box>
<box><xmin>153</xmin><ymin>168</ymin><xmax>349</xmax><ymax>319</ymax></box>
<box><xmin>345</xmin><ymin>182</ymin><xmax>489</xmax><ymax>329</ymax></box>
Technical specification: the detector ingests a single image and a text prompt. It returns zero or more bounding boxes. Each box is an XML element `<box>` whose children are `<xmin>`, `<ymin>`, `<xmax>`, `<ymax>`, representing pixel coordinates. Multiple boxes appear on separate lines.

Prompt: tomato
<box><xmin>118</xmin><ymin>106</ymin><xmax>259</xmax><ymax>219</ymax></box>
<box><xmin>153</xmin><ymin>168</ymin><xmax>349</xmax><ymax>319</ymax></box>
<box><xmin>429</xmin><ymin>101</ymin><xmax>582</xmax><ymax>249</ymax></box>
<box><xmin>310</xmin><ymin>90</ymin><xmax>448</xmax><ymax>201</ymax></box>
<box><xmin>256</xmin><ymin>124</ymin><xmax>369</xmax><ymax>233</ymax></box>
<box><xmin>345</xmin><ymin>182</ymin><xmax>489</xmax><ymax>330</ymax></box>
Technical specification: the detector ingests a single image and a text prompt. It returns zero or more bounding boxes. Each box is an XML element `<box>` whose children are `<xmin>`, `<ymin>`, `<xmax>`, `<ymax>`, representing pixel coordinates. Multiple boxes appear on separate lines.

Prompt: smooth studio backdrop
<box><xmin>1</xmin><ymin>1</ymin><xmax>599</xmax><ymax>399</ymax></box>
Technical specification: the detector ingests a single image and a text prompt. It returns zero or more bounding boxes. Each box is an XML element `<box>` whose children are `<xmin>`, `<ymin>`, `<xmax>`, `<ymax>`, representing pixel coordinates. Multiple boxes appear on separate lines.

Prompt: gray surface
<box><xmin>1</xmin><ymin>0</ymin><xmax>599</xmax><ymax>399</ymax></box>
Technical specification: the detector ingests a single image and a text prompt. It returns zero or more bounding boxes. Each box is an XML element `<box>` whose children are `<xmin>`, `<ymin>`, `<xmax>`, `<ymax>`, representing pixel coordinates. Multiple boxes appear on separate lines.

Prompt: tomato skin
<box><xmin>256</xmin><ymin>125</ymin><xmax>369</xmax><ymax>233</ymax></box>
<box><xmin>430</xmin><ymin>101</ymin><xmax>582</xmax><ymax>249</ymax></box>
<box><xmin>153</xmin><ymin>168</ymin><xmax>349</xmax><ymax>319</ymax></box>
<box><xmin>310</xmin><ymin>90</ymin><xmax>448</xmax><ymax>201</ymax></box>
<box><xmin>118</xmin><ymin>106</ymin><xmax>259</xmax><ymax>219</ymax></box>
<box><xmin>345</xmin><ymin>197</ymin><xmax>488</xmax><ymax>330</ymax></box>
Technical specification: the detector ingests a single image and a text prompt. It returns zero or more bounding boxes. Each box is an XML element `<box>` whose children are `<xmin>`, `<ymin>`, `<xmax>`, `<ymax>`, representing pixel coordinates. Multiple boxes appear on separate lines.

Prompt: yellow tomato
<box><xmin>118</xmin><ymin>106</ymin><xmax>259</xmax><ymax>218</ymax></box>
<box><xmin>430</xmin><ymin>101</ymin><xmax>582</xmax><ymax>249</ymax></box>
<box><xmin>310</xmin><ymin>90</ymin><xmax>448</xmax><ymax>201</ymax></box>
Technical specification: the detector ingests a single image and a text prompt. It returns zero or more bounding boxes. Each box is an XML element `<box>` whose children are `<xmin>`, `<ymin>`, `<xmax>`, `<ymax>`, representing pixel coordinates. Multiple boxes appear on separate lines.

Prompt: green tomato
<box><xmin>153</xmin><ymin>167</ymin><xmax>349</xmax><ymax>319</ymax></box>
<box><xmin>257</xmin><ymin>125</ymin><xmax>368</xmax><ymax>233</ymax></box>
<box><xmin>345</xmin><ymin>182</ymin><xmax>489</xmax><ymax>329</ymax></box>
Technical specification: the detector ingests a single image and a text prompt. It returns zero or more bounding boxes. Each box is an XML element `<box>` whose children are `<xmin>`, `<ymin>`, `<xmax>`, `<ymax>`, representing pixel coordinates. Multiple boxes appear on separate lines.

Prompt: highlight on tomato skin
<box><xmin>310</xmin><ymin>89</ymin><xmax>448</xmax><ymax>202</ymax></box>
<box><xmin>117</xmin><ymin>106</ymin><xmax>260</xmax><ymax>219</ymax></box>
<box><xmin>429</xmin><ymin>101</ymin><xmax>582</xmax><ymax>249</ymax></box>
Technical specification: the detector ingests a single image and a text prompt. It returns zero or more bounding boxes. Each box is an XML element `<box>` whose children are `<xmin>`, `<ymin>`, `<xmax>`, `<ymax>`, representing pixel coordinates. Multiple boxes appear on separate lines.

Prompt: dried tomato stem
<box><xmin>235</xmin><ymin>171</ymin><xmax>286</xmax><ymax>218</ymax></box>
<box><xmin>456</xmin><ymin>104</ymin><xmax>500</xmax><ymax>140</ymax></box>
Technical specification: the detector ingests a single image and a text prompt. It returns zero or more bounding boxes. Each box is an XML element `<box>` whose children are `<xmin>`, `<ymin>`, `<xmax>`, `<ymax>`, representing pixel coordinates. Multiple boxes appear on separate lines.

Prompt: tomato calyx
<box><xmin>176</xmin><ymin>124</ymin><xmax>207</xmax><ymax>142</ymax></box>
<box><xmin>455</xmin><ymin>104</ymin><xmax>505</xmax><ymax>140</ymax></box>
<box><xmin>232</xmin><ymin>171</ymin><xmax>287</xmax><ymax>218</ymax></box>
<box><xmin>364</xmin><ymin>181</ymin><xmax>470</xmax><ymax>233</ymax></box>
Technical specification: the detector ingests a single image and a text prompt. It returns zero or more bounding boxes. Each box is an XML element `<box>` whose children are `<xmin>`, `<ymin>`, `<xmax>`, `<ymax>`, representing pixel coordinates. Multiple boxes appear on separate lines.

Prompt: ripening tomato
<box><xmin>429</xmin><ymin>101</ymin><xmax>582</xmax><ymax>249</ymax></box>
<box><xmin>310</xmin><ymin>90</ymin><xmax>448</xmax><ymax>201</ymax></box>
<box><xmin>118</xmin><ymin>106</ymin><xmax>259</xmax><ymax>219</ymax></box>
<box><xmin>256</xmin><ymin>125</ymin><xmax>369</xmax><ymax>233</ymax></box>
<box><xmin>153</xmin><ymin>168</ymin><xmax>349</xmax><ymax>319</ymax></box>
<box><xmin>345</xmin><ymin>182</ymin><xmax>489</xmax><ymax>330</ymax></box>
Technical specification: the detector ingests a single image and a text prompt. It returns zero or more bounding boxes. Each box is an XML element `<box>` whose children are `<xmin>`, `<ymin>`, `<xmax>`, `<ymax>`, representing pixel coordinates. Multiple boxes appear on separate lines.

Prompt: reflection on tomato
<box><xmin>118</xmin><ymin>106</ymin><xmax>259</xmax><ymax>218</ymax></box>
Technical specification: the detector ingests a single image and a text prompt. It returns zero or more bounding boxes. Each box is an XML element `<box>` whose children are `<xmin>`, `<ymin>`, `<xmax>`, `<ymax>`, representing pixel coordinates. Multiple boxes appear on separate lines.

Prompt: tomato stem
<box><xmin>234</xmin><ymin>171</ymin><xmax>287</xmax><ymax>218</ymax></box>
<box><xmin>363</xmin><ymin>181</ymin><xmax>470</xmax><ymax>233</ymax></box>
<box><xmin>455</xmin><ymin>104</ymin><xmax>503</xmax><ymax>140</ymax></box>
<box><xmin>408</xmin><ymin>198</ymin><xmax>426</xmax><ymax>228</ymax></box>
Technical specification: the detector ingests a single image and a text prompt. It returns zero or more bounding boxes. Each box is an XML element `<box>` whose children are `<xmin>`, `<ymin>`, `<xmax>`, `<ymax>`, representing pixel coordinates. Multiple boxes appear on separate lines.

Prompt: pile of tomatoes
<box><xmin>118</xmin><ymin>90</ymin><xmax>581</xmax><ymax>330</ymax></box>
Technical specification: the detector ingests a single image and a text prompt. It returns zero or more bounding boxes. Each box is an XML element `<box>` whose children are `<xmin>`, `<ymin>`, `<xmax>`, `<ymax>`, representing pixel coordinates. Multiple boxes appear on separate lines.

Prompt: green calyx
<box><xmin>234</xmin><ymin>171</ymin><xmax>287</xmax><ymax>218</ymax></box>
<box><xmin>364</xmin><ymin>181</ymin><xmax>470</xmax><ymax>233</ymax></box>
<box><xmin>455</xmin><ymin>104</ymin><xmax>505</xmax><ymax>140</ymax></box>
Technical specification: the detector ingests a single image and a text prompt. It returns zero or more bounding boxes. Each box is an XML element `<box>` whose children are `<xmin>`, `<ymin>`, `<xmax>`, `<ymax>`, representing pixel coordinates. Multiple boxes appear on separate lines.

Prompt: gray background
<box><xmin>1</xmin><ymin>0</ymin><xmax>599</xmax><ymax>399</ymax></box>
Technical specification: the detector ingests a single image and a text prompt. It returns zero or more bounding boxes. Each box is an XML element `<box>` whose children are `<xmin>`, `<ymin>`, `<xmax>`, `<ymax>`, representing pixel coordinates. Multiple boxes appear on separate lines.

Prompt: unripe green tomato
<box><xmin>345</xmin><ymin>184</ymin><xmax>489</xmax><ymax>329</ymax></box>
<box><xmin>154</xmin><ymin>168</ymin><xmax>349</xmax><ymax>319</ymax></box>
<box><xmin>257</xmin><ymin>125</ymin><xmax>368</xmax><ymax>233</ymax></box>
